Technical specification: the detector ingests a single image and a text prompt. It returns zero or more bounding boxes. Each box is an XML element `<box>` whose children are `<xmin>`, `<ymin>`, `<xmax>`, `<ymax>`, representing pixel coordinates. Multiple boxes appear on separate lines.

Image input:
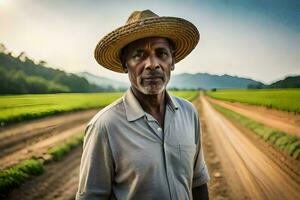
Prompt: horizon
<box><xmin>1</xmin><ymin>0</ymin><xmax>299</xmax><ymax>84</ymax></box>
<box><xmin>78</xmin><ymin>70</ymin><xmax>299</xmax><ymax>85</ymax></box>
<box><xmin>1</xmin><ymin>41</ymin><xmax>299</xmax><ymax>85</ymax></box>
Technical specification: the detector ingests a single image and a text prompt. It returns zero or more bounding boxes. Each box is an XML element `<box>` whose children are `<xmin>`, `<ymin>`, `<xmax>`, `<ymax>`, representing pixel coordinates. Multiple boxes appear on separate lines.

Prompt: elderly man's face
<box><xmin>123</xmin><ymin>37</ymin><xmax>174</xmax><ymax>95</ymax></box>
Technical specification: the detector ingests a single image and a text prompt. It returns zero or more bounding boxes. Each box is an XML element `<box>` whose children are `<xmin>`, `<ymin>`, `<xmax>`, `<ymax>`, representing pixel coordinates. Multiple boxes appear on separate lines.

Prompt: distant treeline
<box><xmin>247</xmin><ymin>76</ymin><xmax>300</xmax><ymax>89</ymax></box>
<box><xmin>0</xmin><ymin>44</ymin><xmax>120</xmax><ymax>94</ymax></box>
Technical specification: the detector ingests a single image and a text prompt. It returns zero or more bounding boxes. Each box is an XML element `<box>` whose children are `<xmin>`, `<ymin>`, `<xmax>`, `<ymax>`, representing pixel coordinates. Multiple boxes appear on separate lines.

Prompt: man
<box><xmin>76</xmin><ymin>10</ymin><xmax>210</xmax><ymax>200</ymax></box>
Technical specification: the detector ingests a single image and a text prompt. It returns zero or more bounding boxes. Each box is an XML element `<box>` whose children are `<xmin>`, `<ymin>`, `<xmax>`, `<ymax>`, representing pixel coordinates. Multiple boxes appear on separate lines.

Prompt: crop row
<box><xmin>206</xmin><ymin>89</ymin><xmax>300</xmax><ymax>114</ymax></box>
<box><xmin>0</xmin><ymin>132</ymin><xmax>84</xmax><ymax>196</ymax></box>
<box><xmin>212</xmin><ymin>104</ymin><xmax>300</xmax><ymax>160</ymax></box>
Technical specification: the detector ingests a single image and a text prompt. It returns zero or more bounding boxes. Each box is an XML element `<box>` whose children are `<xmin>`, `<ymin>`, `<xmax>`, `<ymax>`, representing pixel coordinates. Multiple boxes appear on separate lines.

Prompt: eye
<box><xmin>157</xmin><ymin>50</ymin><xmax>169</xmax><ymax>59</ymax></box>
<box><xmin>132</xmin><ymin>51</ymin><xmax>144</xmax><ymax>60</ymax></box>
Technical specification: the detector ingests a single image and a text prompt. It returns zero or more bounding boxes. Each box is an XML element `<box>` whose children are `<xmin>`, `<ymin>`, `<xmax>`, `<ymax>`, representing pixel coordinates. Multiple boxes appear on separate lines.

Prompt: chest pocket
<box><xmin>165</xmin><ymin>143</ymin><xmax>196</xmax><ymax>177</ymax></box>
<box><xmin>179</xmin><ymin>144</ymin><xmax>196</xmax><ymax>176</ymax></box>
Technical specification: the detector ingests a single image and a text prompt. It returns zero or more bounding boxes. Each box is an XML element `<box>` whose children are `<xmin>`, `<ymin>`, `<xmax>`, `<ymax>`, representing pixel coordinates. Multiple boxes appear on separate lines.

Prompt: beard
<box><xmin>130</xmin><ymin>70</ymin><xmax>170</xmax><ymax>95</ymax></box>
<box><xmin>138</xmin><ymin>79</ymin><xmax>167</xmax><ymax>95</ymax></box>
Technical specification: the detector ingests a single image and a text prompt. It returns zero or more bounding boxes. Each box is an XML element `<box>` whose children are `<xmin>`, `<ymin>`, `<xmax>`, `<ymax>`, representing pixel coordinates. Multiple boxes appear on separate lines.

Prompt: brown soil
<box><xmin>217</xmin><ymin>106</ymin><xmax>300</xmax><ymax>182</ymax></box>
<box><xmin>1</xmin><ymin>109</ymin><xmax>100</xmax><ymax>200</ymax></box>
<box><xmin>195</xmin><ymin>98</ymin><xmax>233</xmax><ymax>200</ymax></box>
<box><xmin>0</xmin><ymin>109</ymin><xmax>98</xmax><ymax>170</ymax></box>
<box><xmin>0</xmin><ymin>125</ymin><xmax>84</xmax><ymax>171</ymax></box>
<box><xmin>207</xmin><ymin>97</ymin><xmax>300</xmax><ymax>137</ymax></box>
<box><xmin>200</xmin><ymin>96</ymin><xmax>300</xmax><ymax>200</ymax></box>
<box><xmin>0</xmin><ymin>109</ymin><xmax>98</xmax><ymax>159</ymax></box>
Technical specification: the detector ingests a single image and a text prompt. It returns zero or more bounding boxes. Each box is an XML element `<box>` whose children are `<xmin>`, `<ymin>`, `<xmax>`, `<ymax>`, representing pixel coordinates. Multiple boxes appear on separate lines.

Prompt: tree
<box><xmin>17</xmin><ymin>52</ymin><xmax>27</xmax><ymax>62</ymax></box>
<box><xmin>0</xmin><ymin>43</ymin><xmax>7</xmax><ymax>53</ymax></box>
<box><xmin>38</xmin><ymin>60</ymin><xmax>48</xmax><ymax>66</ymax></box>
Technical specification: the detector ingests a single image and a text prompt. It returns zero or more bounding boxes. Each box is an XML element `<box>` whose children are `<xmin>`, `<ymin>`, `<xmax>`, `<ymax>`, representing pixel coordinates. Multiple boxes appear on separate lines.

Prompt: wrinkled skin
<box><xmin>122</xmin><ymin>37</ymin><xmax>175</xmax><ymax>126</ymax></box>
<box><xmin>122</xmin><ymin>37</ymin><xmax>174</xmax><ymax>95</ymax></box>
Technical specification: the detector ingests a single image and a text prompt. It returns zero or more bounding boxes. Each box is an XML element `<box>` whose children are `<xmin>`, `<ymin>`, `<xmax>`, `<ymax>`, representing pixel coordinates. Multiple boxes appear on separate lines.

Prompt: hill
<box><xmin>247</xmin><ymin>75</ymin><xmax>300</xmax><ymax>89</ymax></box>
<box><xmin>0</xmin><ymin>44</ymin><xmax>116</xmax><ymax>94</ymax></box>
<box><xmin>76</xmin><ymin>72</ymin><xmax>129</xmax><ymax>90</ymax></box>
<box><xmin>269</xmin><ymin>76</ymin><xmax>300</xmax><ymax>88</ymax></box>
<box><xmin>168</xmin><ymin>73</ymin><xmax>262</xmax><ymax>90</ymax></box>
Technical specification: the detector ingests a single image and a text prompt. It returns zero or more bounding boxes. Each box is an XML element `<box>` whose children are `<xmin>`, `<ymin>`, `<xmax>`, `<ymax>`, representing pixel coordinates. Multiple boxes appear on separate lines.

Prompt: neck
<box><xmin>131</xmin><ymin>87</ymin><xmax>166</xmax><ymax>126</ymax></box>
<box><xmin>131</xmin><ymin>86</ymin><xmax>166</xmax><ymax>113</ymax></box>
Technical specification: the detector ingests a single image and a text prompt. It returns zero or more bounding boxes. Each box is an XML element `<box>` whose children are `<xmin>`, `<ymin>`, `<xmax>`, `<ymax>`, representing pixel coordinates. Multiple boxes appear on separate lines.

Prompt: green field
<box><xmin>206</xmin><ymin>89</ymin><xmax>300</xmax><ymax>114</ymax></box>
<box><xmin>0</xmin><ymin>90</ymin><xmax>198</xmax><ymax>125</ymax></box>
<box><xmin>169</xmin><ymin>90</ymin><xmax>199</xmax><ymax>102</ymax></box>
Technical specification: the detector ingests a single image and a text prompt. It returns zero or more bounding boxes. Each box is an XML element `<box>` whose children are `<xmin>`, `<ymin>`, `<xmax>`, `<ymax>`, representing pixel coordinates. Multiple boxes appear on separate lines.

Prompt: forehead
<box><xmin>125</xmin><ymin>37</ymin><xmax>171</xmax><ymax>52</ymax></box>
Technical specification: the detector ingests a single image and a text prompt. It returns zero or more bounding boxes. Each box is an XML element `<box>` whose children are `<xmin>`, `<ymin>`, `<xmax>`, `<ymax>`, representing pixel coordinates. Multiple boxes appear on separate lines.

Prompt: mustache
<box><xmin>141</xmin><ymin>71</ymin><xmax>165</xmax><ymax>80</ymax></box>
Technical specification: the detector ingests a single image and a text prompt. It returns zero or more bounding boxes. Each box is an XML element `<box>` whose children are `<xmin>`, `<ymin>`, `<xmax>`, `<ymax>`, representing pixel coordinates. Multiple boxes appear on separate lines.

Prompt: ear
<box><xmin>171</xmin><ymin>64</ymin><xmax>175</xmax><ymax>71</ymax></box>
<box><xmin>122</xmin><ymin>62</ymin><xmax>128</xmax><ymax>73</ymax></box>
<box><xmin>171</xmin><ymin>55</ymin><xmax>175</xmax><ymax>71</ymax></box>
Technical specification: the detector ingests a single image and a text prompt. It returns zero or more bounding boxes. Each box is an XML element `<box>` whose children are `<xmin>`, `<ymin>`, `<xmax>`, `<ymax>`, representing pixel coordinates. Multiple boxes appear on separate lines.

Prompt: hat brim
<box><xmin>94</xmin><ymin>16</ymin><xmax>200</xmax><ymax>73</ymax></box>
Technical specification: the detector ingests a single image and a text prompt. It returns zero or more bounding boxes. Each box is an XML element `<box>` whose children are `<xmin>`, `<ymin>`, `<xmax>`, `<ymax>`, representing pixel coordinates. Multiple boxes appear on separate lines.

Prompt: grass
<box><xmin>0</xmin><ymin>159</ymin><xmax>43</xmax><ymax>195</ymax></box>
<box><xmin>212</xmin><ymin>104</ymin><xmax>300</xmax><ymax>160</ymax></box>
<box><xmin>170</xmin><ymin>90</ymin><xmax>199</xmax><ymax>102</ymax></box>
<box><xmin>0</xmin><ymin>132</ymin><xmax>85</xmax><ymax>196</ymax></box>
<box><xmin>206</xmin><ymin>89</ymin><xmax>300</xmax><ymax>114</ymax></box>
<box><xmin>0</xmin><ymin>90</ymin><xmax>199</xmax><ymax>125</ymax></box>
<box><xmin>0</xmin><ymin>92</ymin><xmax>123</xmax><ymax>125</ymax></box>
<box><xmin>48</xmin><ymin>133</ymin><xmax>84</xmax><ymax>161</ymax></box>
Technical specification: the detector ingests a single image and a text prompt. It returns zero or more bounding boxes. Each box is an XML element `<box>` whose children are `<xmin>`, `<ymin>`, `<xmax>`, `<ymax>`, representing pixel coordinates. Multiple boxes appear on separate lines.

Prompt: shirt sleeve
<box><xmin>75</xmin><ymin>120</ymin><xmax>114</xmax><ymax>200</ymax></box>
<box><xmin>192</xmin><ymin>108</ymin><xmax>210</xmax><ymax>188</ymax></box>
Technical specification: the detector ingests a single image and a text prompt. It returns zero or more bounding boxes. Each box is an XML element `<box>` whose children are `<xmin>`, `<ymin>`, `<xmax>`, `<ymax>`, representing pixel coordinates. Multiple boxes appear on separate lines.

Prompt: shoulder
<box><xmin>87</xmin><ymin>97</ymin><xmax>125</xmax><ymax>129</ymax></box>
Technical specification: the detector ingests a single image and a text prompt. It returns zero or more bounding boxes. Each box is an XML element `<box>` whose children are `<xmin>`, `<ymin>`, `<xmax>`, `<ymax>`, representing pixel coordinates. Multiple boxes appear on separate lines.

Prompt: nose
<box><xmin>145</xmin><ymin>54</ymin><xmax>160</xmax><ymax>70</ymax></box>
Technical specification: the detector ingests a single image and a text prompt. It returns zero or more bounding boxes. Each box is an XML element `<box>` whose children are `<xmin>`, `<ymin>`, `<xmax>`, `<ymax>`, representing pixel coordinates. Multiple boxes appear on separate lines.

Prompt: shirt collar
<box><xmin>123</xmin><ymin>88</ymin><xmax>179</xmax><ymax>122</ymax></box>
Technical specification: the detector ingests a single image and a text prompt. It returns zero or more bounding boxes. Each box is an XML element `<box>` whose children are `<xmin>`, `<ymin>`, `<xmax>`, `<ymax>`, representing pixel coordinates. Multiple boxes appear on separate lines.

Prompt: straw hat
<box><xmin>94</xmin><ymin>10</ymin><xmax>199</xmax><ymax>73</ymax></box>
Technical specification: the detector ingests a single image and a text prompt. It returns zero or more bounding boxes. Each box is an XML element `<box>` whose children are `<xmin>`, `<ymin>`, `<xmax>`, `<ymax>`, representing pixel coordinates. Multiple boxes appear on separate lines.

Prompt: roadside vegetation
<box><xmin>206</xmin><ymin>89</ymin><xmax>300</xmax><ymax>114</ymax></box>
<box><xmin>0</xmin><ymin>159</ymin><xmax>43</xmax><ymax>195</ymax></box>
<box><xmin>212</xmin><ymin>104</ymin><xmax>300</xmax><ymax>160</ymax></box>
<box><xmin>0</xmin><ymin>91</ymin><xmax>198</xmax><ymax>126</ymax></box>
<box><xmin>0</xmin><ymin>132</ymin><xmax>84</xmax><ymax>196</ymax></box>
<box><xmin>48</xmin><ymin>133</ymin><xmax>84</xmax><ymax>161</ymax></box>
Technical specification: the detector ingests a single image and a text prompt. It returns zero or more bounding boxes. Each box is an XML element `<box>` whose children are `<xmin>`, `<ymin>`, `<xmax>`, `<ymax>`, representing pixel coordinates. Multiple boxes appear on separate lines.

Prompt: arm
<box><xmin>192</xmin><ymin>183</ymin><xmax>209</xmax><ymax>200</ymax></box>
<box><xmin>76</xmin><ymin>121</ymin><xmax>114</xmax><ymax>200</ymax></box>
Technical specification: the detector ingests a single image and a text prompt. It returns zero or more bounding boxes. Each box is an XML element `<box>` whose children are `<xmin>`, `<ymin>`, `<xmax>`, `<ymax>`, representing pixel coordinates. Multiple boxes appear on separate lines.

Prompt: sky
<box><xmin>0</xmin><ymin>0</ymin><xmax>299</xmax><ymax>84</ymax></box>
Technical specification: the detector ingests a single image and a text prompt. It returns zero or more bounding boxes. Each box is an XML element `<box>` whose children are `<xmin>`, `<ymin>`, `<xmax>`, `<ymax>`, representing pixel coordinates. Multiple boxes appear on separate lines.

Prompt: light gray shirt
<box><xmin>76</xmin><ymin>89</ymin><xmax>209</xmax><ymax>200</ymax></box>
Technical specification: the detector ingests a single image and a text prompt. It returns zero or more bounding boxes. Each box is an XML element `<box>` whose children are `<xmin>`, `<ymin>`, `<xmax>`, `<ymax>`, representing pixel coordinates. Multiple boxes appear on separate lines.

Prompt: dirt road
<box><xmin>201</xmin><ymin>96</ymin><xmax>300</xmax><ymax>200</ymax></box>
<box><xmin>207</xmin><ymin>97</ymin><xmax>300</xmax><ymax>137</ymax></box>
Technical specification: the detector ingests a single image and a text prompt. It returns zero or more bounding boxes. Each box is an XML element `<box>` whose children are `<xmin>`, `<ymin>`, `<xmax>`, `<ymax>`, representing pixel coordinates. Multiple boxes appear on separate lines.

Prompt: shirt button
<box><xmin>157</xmin><ymin>127</ymin><xmax>162</xmax><ymax>132</ymax></box>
